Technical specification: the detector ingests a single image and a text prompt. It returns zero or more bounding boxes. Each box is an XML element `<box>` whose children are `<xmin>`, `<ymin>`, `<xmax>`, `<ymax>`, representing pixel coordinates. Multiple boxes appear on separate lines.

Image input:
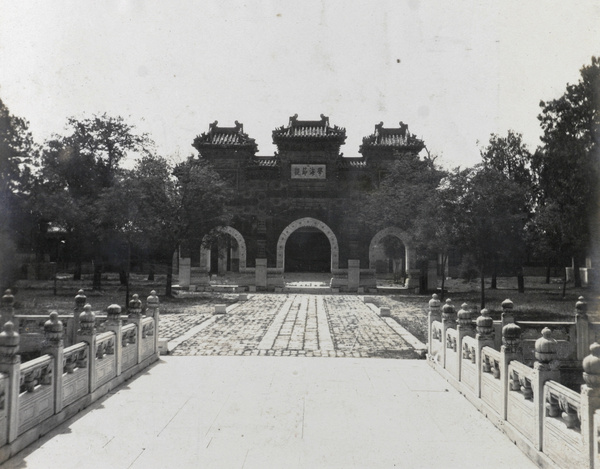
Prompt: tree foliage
<box><xmin>34</xmin><ymin>114</ymin><xmax>153</xmax><ymax>287</ymax></box>
<box><xmin>531</xmin><ymin>57</ymin><xmax>600</xmax><ymax>286</ymax></box>
<box><xmin>360</xmin><ymin>155</ymin><xmax>443</xmax><ymax>234</ymax></box>
<box><xmin>437</xmin><ymin>165</ymin><xmax>528</xmax><ymax>307</ymax></box>
<box><xmin>124</xmin><ymin>154</ymin><xmax>232</xmax><ymax>295</ymax></box>
<box><xmin>0</xmin><ymin>98</ymin><xmax>35</xmax><ymax>288</ymax></box>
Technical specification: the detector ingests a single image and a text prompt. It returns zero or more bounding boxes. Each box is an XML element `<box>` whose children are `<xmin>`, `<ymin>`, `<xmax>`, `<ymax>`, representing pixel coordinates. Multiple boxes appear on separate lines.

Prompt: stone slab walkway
<box><xmin>3</xmin><ymin>356</ymin><xmax>537</xmax><ymax>469</ymax></box>
<box><xmin>167</xmin><ymin>294</ymin><xmax>417</xmax><ymax>358</ymax></box>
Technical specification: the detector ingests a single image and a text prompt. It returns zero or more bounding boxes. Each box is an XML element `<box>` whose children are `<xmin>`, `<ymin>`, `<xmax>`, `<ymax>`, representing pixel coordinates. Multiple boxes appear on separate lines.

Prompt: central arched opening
<box><xmin>284</xmin><ymin>227</ymin><xmax>331</xmax><ymax>273</ymax></box>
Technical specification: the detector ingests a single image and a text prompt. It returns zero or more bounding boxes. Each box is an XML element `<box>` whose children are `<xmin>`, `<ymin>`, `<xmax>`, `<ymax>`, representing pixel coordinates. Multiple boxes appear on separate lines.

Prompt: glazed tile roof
<box><xmin>248</xmin><ymin>156</ymin><xmax>280</xmax><ymax>168</ymax></box>
<box><xmin>338</xmin><ymin>158</ymin><xmax>367</xmax><ymax>169</ymax></box>
<box><xmin>193</xmin><ymin>121</ymin><xmax>258</xmax><ymax>151</ymax></box>
<box><xmin>360</xmin><ymin>122</ymin><xmax>424</xmax><ymax>151</ymax></box>
<box><xmin>272</xmin><ymin>114</ymin><xmax>346</xmax><ymax>140</ymax></box>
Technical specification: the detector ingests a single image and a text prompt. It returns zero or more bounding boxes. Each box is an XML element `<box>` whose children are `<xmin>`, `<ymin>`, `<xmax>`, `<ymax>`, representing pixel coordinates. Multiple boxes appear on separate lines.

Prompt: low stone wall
<box><xmin>427</xmin><ymin>294</ymin><xmax>600</xmax><ymax>469</ymax></box>
<box><xmin>0</xmin><ymin>289</ymin><xmax>161</xmax><ymax>464</ymax></box>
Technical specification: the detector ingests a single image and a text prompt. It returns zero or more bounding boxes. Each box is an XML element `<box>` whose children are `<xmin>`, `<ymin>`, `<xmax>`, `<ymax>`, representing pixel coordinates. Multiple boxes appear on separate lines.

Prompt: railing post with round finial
<box><xmin>0</xmin><ymin>290</ymin><xmax>15</xmax><ymax>329</ymax></box>
<box><xmin>441</xmin><ymin>299</ymin><xmax>456</xmax><ymax>369</ymax></box>
<box><xmin>128</xmin><ymin>294</ymin><xmax>142</xmax><ymax>319</ymax></box>
<box><xmin>500</xmin><ymin>299</ymin><xmax>514</xmax><ymax>329</ymax></box>
<box><xmin>72</xmin><ymin>289</ymin><xmax>87</xmax><ymax>345</ymax></box>
<box><xmin>531</xmin><ymin>328</ymin><xmax>561</xmax><ymax>450</ymax></box>
<box><xmin>128</xmin><ymin>295</ymin><xmax>144</xmax><ymax>364</ymax></box>
<box><xmin>44</xmin><ymin>312</ymin><xmax>65</xmax><ymax>413</ymax></box>
<box><xmin>77</xmin><ymin>304</ymin><xmax>97</xmax><ymax>392</ymax></box>
<box><xmin>576</xmin><ymin>296</ymin><xmax>590</xmax><ymax>361</ymax></box>
<box><xmin>428</xmin><ymin>294</ymin><xmax>441</xmax><ymax>357</ymax></box>
<box><xmin>0</xmin><ymin>322</ymin><xmax>20</xmax><ymax>443</ymax></box>
<box><xmin>500</xmin><ymin>321</ymin><xmax>522</xmax><ymax>420</ymax></box>
<box><xmin>474</xmin><ymin>309</ymin><xmax>495</xmax><ymax>398</ymax></box>
<box><xmin>581</xmin><ymin>342</ymin><xmax>600</xmax><ymax>468</ymax></box>
<box><xmin>457</xmin><ymin>303</ymin><xmax>474</xmax><ymax>382</ymax></box>
<box><xmin>104</xmin><ymin>304</ymin><xmax>123</xmax><ymax>376</ymax></box>
<box><xmin>146</xmin><ymin>291</ymin><xmax>160</xmax><ymax>356</ymax></box>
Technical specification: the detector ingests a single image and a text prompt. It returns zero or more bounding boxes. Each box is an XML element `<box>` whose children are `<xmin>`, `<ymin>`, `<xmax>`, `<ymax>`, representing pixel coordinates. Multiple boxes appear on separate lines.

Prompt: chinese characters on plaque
<box><xmin>291</xmin><ymin>164</ymin><xmax>326</xmax><ymax>179</ymax></box>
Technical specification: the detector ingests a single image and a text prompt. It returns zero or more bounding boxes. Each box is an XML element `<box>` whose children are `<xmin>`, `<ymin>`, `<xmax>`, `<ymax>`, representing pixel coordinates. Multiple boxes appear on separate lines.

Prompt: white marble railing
<box><xmin>0</xmin><ymin>290</ymin><xmax>161</xmax><ymax>464</ymax></box>
<box><xmin>480</xmin><ymin>346</ymin><xmax>502</xmax><ymax>416</ymax></box>
<box><xmin>506</xmin><ymin>360</ymin><xmax>536</xmax><ymax>444</ymax></box>
<box><xmin>62</xmin><ymin>342</ymin><xmax>89</xmax><ymax>408</ymax></box>
<box><xmin>426</xmin><ymin>294</ymin><xmax>600</xmax><ymax>469</ymax></box>
<box><xmin>543</xmin><ymin>381</ymin><xmax>585</xmax><ymax>469</ymax></box>
<box><xmin>18</xmin><ymin>355</ymin><xmax>54</xmax><ymax>436</ymax></box>
<box><xmin>445</xmin><ymin>327</ymin><xmax>459</xmax><ymax>380</ymax></box>
<box><xmin>430</xmin><ymin>320</ymin><xmax>443</xmax><ymax>362</ymax></box>
<box><xmin>460</xmin><ymin>335</ymin><xmax>478</xmax><ymax>396</ymax></box>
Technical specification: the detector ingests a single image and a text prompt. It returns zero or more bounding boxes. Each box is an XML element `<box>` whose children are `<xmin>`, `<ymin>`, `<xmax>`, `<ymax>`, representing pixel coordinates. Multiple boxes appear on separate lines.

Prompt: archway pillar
<box><xmin>405</xmin><ymin>244</ymin><xmax>420</xmax><ymax>288</ymax></box>
<box><xmin>348</xmin><ymin>259</ymin><xmax>360</xmax><ymax>291</ymax></box>
<box><xmin>255</xmin><ymin>258</ymin><xmax>267</xmax><ymax>290</ymax></box>
<box><xmin>178</xmin><ymin>257</ymin><xmax>191</xmax><ymax>288</ymax></box>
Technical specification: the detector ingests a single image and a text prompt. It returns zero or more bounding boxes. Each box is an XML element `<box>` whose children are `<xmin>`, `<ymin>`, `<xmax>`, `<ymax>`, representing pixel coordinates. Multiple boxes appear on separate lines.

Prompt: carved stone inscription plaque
<box><xmin>291</xmin><ymin>164</ymin><xmax>326</xmax><ymax>179</ymax></box>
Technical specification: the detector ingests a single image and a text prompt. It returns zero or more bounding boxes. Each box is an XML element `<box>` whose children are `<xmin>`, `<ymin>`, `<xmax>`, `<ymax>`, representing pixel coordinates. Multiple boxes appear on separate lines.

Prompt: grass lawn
<box><xmin>4</xmin><ymin>273</ymin><xmax>598</xmax><ymax>348</ymax></box>
<box><xmin>373</xmin><ymin>276</ymin><xmax>598</xmax><ymax>344</ymax></box>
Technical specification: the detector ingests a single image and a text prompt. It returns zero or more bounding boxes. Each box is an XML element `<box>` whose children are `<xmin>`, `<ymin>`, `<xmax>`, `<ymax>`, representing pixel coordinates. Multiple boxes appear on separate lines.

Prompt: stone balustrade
<box><xmin>0</xmin><ymin>290</ymin><xmax>160</xmax><ymax>464</ymax></box>
<box><xmin>427</xmin><ymin>294</ymin><xmax>600</xmax><ymax>469</ymax></box>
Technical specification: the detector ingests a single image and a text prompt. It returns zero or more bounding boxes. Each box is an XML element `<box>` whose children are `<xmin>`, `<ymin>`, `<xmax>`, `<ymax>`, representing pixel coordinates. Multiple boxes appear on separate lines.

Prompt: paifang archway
<box><xmin>368</xmin><ymin>227</ymin><xmax>416</xmax><ymax>271</ymax></box>
<box><xmin>276</xmin><ymin>217</ymin><xmax>339</xmax><ymax>271</ymax></box>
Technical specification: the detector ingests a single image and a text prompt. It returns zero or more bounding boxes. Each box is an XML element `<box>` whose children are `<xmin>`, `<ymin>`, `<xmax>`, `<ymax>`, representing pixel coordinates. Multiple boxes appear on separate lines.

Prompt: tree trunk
<box><xmin>440</xmin><ymin>253</ymin><xmax>447</xmax><ymax>300</ymax></box>
<box><xmin>165</xmin><ymin>255</ymin><xmax>173</xmax><ymax>297</ymax></box>
<box><xmin>73</xmin><ymin>260</ymin><xmax>82</xmax><ymax>281</ymax></box>
<box><xmin>574</xmin><ymin>255</ymin><xmax>582</xmax><ymax>288</ymax></box>
<box><xmin>147</xmin><ymin>263</ymin><xmax>155</xmax><ymax>281</ymax></box>
<box><xmin>491</xmin><ymin>258</ymin><xmax>497</xmax><ymax>289</ymax></box>
<box><xmin>562</xmin><ymin>265</ymin><xmax>567</xmax><ymax>298</ymax></box>
<box><xmin>545</xmin><ymin>260</ymin><xmax>551</xmax><ymax>284</ymax></box>
<box><xmin>480</xmin><ymin>265</ymin><xmax>486</xmax><ymax>310</ymax></box>
<box><xmin>119</xmin><ymin>268</ymin><xmax>127</xmax><ymax>285</ymax></box>
<box><xmin>93</xmin><ymin>260</ymin><xmax>102</xmax><ymax>290</ymax></box>
<box><xmin>517</xmin><ymin>268</ymin><xmax>525</xmax><ymax>293</ymax></box>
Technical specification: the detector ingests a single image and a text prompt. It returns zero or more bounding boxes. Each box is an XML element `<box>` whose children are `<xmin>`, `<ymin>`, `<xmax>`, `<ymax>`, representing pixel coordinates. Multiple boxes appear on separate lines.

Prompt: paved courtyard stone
<box><xmin>168</xmin><ymin>294</ymin><xmax>419</xmax><ymax>358</ymax></box>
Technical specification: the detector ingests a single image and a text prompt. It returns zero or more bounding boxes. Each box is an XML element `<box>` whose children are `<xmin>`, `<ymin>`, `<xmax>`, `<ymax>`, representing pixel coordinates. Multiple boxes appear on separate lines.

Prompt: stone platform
<box><xmin>4</xmin><ymin>356</ymin><xmax>537</xmax><ymax>469</ymax></box>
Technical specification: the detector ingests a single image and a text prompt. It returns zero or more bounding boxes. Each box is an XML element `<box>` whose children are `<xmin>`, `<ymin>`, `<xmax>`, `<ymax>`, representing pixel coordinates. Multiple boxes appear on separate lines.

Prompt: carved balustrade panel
<box><xmin>140</xmin><ymin>318</ymin><xmax>155</xmax><ymax>361</ymax></box>
<box><xmin>430</xmin><ymin>321</ymin><xmax>443</xmax><ymax>361</ymax></box>
<box><xmin>445</xmin><ymin>328</ymin><xmax>459</xmax><ymax>380</ymax></box>
<box><xmin>95</xmin><ymin>332</ymin><xmax>117</xmax><ymax>388</ymax></box>
<box><xmin>121</xmin><ymin>324</ymin><xmax>138</xmax><ymax>371</ymax></box>
<box><xmin>480</xmin><ymin>347</ymin><xmax>502</xmax><ymax>416</ymax></box>
<box><xmin>518</xmin><ymin>322</ymin><xmax>577</xmax><ymax>364</ymax></box>
<box><xmin>460</xmin><ymin>336</ymin><xmax>478</xmax><ymax>395</ymax></box>
<box><xmin>62</xmin><ymin>343</ymin><xmax>89</xmax><ymax>407</ymax></box>
<box><xmin>594</xmin><ymin>410</ymin><xmax>600</xmax><ymax>469</ymax></box>
<box><xmin>590</xmin><ymin>323</ymin><xmax>600</xmax><ymax>344</ymax></box>
<box><xmin>542</xmin><ymin>381</ymin><xmax>585</xmax><ymax>469</ymax></box>
<box><xmin>506</xmin><ymin>361</ymin><xmax>536</xmax><ymax>443</ymax></box>
<box><xmin>0</xmin><ymin>374</ymin><xmax>7</xmax><ymax>446</ymax></box>
<box><xmin>18</xmin><ymin>355</ymin><xmax>54</xmax><ymax>435</ymax></box>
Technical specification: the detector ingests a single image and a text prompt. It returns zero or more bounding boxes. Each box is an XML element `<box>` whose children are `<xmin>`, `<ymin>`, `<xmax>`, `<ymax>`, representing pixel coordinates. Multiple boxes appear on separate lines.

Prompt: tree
<box><xmin>480</xmin><ymin>130</ymin><xmax>535</xmax><ymax>289</ymax></box>
<box><xmin>360</xmin><ymin>155</ymin><xmax>443</xmax><ymax>233</ymax></box>
<box><xmin>437</xmin><ymin>165</ymin><xmax>528</xmax><ymax>308</ymax></box>
<box><xmin>127</xmin><ymin>154</ymin><xmax>232</xmax><ymax>296</ymax></box>
<box><xmin>33</xmin><ymin>114</ymin><xmax>153</xmax><ymax>288</ymax></box>
<box><xmin>532</xmin><ymin>57</ymin><xmax>600</xmax><ymax>288</ymax></box>
<box><xmin>0</xmin><ymin>98</ymin><xmax>35</xmax><ymax>289</ymax></box>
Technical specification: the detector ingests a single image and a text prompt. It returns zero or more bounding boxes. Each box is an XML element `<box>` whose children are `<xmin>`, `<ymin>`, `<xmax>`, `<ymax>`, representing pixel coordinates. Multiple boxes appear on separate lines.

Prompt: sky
<box><xmin>0</xmin><ymin>0</ymin><xmax>598</xmax><ymax>168</ymax></box>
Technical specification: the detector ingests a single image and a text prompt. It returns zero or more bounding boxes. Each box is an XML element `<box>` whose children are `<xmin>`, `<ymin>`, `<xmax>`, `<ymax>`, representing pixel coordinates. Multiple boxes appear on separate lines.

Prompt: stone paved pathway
<box><xmin>166</xmin><ymin>294</ymin><xmax>418</xmax><ymax>358</ymax></box>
